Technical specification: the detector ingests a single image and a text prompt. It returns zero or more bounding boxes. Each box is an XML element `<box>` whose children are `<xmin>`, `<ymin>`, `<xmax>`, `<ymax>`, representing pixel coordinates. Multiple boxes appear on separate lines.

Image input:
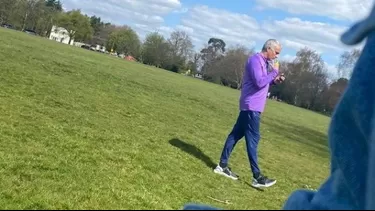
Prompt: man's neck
<box><xmin>259</xmin><ymin>51</ymin><xmax>269</xmax><ymax>61</ymax></box>
<box><xmin>260</xmin><ymin>51</ymin><xmax>269</xmax><ymax>60</ymax></box>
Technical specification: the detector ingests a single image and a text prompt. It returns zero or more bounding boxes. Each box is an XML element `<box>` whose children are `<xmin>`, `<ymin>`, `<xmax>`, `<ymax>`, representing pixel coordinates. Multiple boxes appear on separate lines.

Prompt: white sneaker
<box><xmin>213</xmin><ymin>165</ymin><xmax>239</xmax><ymax>180</ymax></box>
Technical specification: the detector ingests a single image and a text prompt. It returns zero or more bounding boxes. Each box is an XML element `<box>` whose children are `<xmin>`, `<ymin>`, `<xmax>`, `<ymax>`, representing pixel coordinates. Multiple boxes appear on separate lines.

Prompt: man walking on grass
<box><xmin>214</xmin><ymin>39</ymin><xmax>285</xmax><ymax>188</ymax></box>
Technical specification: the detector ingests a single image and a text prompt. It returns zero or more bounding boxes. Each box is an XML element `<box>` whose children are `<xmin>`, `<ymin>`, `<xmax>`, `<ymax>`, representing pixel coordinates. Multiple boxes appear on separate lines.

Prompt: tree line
<box><xmin>0</xmin><ymin>0</ymin><xmax>361</xmax><ymax>115</ymax></box>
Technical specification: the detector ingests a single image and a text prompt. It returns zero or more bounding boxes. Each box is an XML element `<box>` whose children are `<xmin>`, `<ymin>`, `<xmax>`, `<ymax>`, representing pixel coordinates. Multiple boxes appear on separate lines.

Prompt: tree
<box><xmin>208</xmin><ymin>38</ymin><xmax>226</xmax><ymax>54</ymax></box>
<box><xmin>86</xmin><ymin>15</ymin><xmax>106</xmax><ymax>44</ymax></box>
<box><xmin>337</xmin><ymin>49</ymin><xmax>361</xmax><ymax>79</ymax></box>
<box><xmin>199</xmin><ymin>37</ymin><xmax>227</xmax><ymax>81</ymax></box>
<box><xmin>45</xmin><ymin>0</ymin><xmax>62</xmax><ymax>11</ymax></box>
<box><xmin>43</xmin><ymin>0</ymin><xmax>63</xmax><ymax>36</ymax></box>
<box><xmin>272</xmin><ymin>47</ymin><xmax>329</xmax><ymax>111</ymax></box>
<box><xmin>27</xmin><ymin>0</ymin><xmax>55</xmax><ymax>34</ymax></box>
<box><xmin>90</xmin><ymin>16</ymin><xmax>102</xmax><ymax>35</ymax></box>
<box><xmin>106</xmin><ymin>26</ymin><xmax>141</xmax><ymax>57</ymax></box>
<box><xmin>55</xmin><ymin>9</ymin><xmax>93</xmax><ymax>44</ymax></box>
<box><xmin>3</xmin><ymin>0</ymin><xmax>41</xmax><ymax>31</ymax></box>
<box><xmin>186</xmin><ymin>53</ymin><xmax>201</xmax><ymax>76</ymax></box>
<box><xmin>18</xmin><ymin>0</ymin><xmax>37</xmax><ymax>31</ymax></box>
<box><xmin>293</xmin><ymin>48</ymin><xmax>328</xmax><ymax>110</ymax></box>
<box><xmin>0</xmin><ymin>0</ymin><xmax>17</xmax><ymax>24</ymax></box>
<box><xmin>89</xmin><ymin>23</ymin><xmax>116</xmax><ymax>46</ymax></box>
<box><xmin>159</xmin><ymin>30</ymin><xmax>194</xmax><ymax>73</ymax></box>
<box><xmin>321</xmin><ymin>78</ymin><xmax>349</xmax><ymax>113</ymax></box>
<box><xmin>0</xmin><ymin>0</ymin><xmax>62</xmax><ymax>36</ymax></box>
<box><xmin>168</xmin><ymin>30</ymin><xmax>194</xmax><ymax>62</ymax></box>
<box><xmin>212</xmin><ymin>45</ymin><xmax>253</xmax><ymax>89</ymax></box>
<box><xmin>141</xmin><ymin>32</ymin><xmax>171</xmax><ymax>68</ymax></box>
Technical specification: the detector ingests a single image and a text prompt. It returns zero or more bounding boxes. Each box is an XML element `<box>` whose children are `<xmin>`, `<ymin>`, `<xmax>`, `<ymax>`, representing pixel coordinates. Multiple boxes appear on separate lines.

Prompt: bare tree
<box><xmin>337</xmin><ymin>49</ymin><xmax>361</xmax><ymax>79</ymax></box>
<box><xmin>273</xmin><ymin>47</ymin><xmax>329</xmax><ymax>110</ymax></box>
<box><xmin>168</xmin><ymin>30</ymin><xmax>194</xmax><ymax>63</ymax></box>
<box><xmin>216</xmin><ymin>45</ymin><xmax>253</xmax><ymax>89</ymax></box>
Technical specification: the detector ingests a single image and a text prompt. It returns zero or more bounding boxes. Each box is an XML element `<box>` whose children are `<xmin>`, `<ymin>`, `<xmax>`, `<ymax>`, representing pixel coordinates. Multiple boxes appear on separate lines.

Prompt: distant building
<box><xmin>48</xmin><ymin>25</ymin><xmax>107</xmax><ymax>53</ymax></box>
<box><xmin>49</xmin><ymin>25</ymin><xmax>74</xmax><ymax>45</ymax></box>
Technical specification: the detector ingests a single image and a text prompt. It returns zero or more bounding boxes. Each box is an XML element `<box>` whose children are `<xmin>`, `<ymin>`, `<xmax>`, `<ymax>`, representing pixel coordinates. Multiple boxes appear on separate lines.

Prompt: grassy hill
<box><xmin>0</xmin><ymin>28</ymin><xmax>331</xmax><ymax>210</ymax></box>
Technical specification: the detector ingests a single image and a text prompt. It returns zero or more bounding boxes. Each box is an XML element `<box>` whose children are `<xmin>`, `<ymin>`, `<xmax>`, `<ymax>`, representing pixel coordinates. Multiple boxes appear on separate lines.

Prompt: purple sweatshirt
<box><xmin>239</xmin><ymin>53</ymin><xmax>279</xmax><ymax>112</ymax></box>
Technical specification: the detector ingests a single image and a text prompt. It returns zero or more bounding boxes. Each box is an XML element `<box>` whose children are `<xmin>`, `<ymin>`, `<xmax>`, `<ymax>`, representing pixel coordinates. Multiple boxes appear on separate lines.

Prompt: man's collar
<box><xmin>258</xmin><ymin>52</ymin><xmax>270</xmax><ymax>62</ymax></box>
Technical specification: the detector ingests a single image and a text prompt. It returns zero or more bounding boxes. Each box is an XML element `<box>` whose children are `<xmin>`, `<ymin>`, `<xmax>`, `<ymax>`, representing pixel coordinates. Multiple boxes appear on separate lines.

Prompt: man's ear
<box><xmin>341</xmin><ymin>3</ymin><xmax>375</xmax><ymax>45</ymax></box>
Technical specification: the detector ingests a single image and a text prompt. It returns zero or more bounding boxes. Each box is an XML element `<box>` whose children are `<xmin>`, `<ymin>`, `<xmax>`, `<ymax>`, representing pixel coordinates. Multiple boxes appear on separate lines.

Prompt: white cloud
<box><xmin>173</xmin><ymin>7</ymin><xmax>189</xmax><ymax>14</ymax></box>
<box><xmin>255</xmin><ymin>0</ymin><xmax>373</xmax><ymax>21</ymax></box>
<box><xmin>60</xmin><ymin>0</ymin><xmax>181</xmax><ymax>26</ymax></box>
<box><xmin>170</xmin><ymin>5</ymin><xmax>365</xmax><ymax>82</ymax></box>
<box><xmin>175</xmin><ymin>25</ymin><xmax>194</xmax><ymax>34</ymax></box>
<box><xmin>280</xmin><ymin>54</ymin><xmax>296</xmax><ymax>62</ymax></box>
<box><xmin>261</xmin><ymin>18</ymin><xmax>350</xmax><ymax>52</ymax></box>
<box><xmin>177</xmin><ymin>6</ymin><xmax>358</xmax><ymax>54</ymax></box>
<box><xmin>59</xmin><ymin>0</ymin><xmax>367</xmax><ymax>73</ymax></box>
<box><xmin>177</xmin><ymin>5</ymin><xmax>267</xmax><ymax>49</ymax></box>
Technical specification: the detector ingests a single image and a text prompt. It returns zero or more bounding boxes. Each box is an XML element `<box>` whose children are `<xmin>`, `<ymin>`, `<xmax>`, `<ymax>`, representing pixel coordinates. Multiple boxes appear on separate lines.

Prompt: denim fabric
<box><xmin>183</xmin><ymin>203</ymin><xmax>220</xmax><ymax>210</ymax></box>
<box><xmin>219</xmin><ymin>110</ymin><xmax>262</xmax><ymax>177</ymax></box>
<box><xmin>283</xmin><ymin>2</ymin><xmax>375</xmax><ymax>209</ymax></box>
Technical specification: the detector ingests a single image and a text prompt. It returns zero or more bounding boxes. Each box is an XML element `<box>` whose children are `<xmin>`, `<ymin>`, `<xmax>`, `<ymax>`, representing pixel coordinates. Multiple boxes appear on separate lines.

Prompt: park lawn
<box><xmin>0</xmin><ymin>28</ymin><xmax>331</xmax><ymax>210</ymax></box>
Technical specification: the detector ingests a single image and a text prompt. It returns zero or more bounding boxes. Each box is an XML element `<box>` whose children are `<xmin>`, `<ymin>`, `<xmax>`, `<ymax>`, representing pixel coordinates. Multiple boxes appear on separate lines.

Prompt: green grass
<box><xmin>0</xmin><ymin>28</ymin><xmax>331</xmax><ymax>210</ymax></box>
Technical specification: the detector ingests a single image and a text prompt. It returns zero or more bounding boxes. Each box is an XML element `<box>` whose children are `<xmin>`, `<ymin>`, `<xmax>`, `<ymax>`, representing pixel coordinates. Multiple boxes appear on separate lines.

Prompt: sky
<box><xmin>60</xmin><ymin>0</ymin><xmax>372</xmax><ymax>79</ymax></box>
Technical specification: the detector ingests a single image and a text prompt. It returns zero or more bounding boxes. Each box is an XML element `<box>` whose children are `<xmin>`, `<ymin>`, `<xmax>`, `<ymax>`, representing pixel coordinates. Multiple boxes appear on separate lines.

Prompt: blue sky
<box><xmin>61</xmin><ymin>0</ymin><xmax>371</xmax><ymax>79</ymax></box>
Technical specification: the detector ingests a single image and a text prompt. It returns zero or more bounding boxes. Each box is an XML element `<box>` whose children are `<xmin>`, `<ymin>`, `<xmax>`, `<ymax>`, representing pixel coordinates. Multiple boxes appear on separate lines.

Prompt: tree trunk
<box><xmin>22</xmin><ymin>12</ymin><xmax>29</xmax><ymax>31</ymax></box>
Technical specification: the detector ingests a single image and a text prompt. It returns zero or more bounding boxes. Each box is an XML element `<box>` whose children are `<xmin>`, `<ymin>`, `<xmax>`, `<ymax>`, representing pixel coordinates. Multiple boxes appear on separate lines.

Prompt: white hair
<box><xmin>261</xmin><ymin>39</ymin><xmax>281</xmax><ymax>52</ymax></box>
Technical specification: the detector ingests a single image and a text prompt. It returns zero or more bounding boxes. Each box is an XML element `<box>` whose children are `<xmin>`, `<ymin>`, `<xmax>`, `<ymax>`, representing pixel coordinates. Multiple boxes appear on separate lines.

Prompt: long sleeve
<box><xmin>248</xmin><ymin>57</ymin><xmax>278</xmax><ymax>89</ymax></box>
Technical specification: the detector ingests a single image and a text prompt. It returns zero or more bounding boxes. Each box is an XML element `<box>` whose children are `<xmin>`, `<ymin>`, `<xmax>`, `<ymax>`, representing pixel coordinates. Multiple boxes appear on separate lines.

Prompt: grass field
<box><xmin>0</xmin><ymin>28</ymin><xmax>331</xmax><ymax>210</ymax></box>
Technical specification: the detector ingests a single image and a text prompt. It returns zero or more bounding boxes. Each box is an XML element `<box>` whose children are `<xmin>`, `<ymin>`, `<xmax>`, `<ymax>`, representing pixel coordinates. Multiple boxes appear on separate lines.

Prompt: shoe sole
<box><xmin>213</xmin><ymin>169</ymin><xmax>238</xmax><ymax>180</ymax></box>
<box><xmin>251</xmin><ymin>180</ymin><xmax>277</xmax><ymax>188</ymax></box>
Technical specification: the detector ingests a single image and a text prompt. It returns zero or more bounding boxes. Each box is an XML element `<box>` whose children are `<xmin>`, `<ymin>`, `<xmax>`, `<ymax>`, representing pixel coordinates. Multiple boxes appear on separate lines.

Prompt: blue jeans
<box><xmin>183</xmin><ymin>204</ymin><xmax>220</xmax><ymax>210</ymax></box>
<box><xmin>219</xmin><ymin>110</ymin><xmax>261</xmax><ymax>178</ymax></box>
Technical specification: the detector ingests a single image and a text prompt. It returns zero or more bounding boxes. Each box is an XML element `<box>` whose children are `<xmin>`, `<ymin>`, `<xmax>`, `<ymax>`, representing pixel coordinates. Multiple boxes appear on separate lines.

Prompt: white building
<box><xmin>49</xmin><ymin>25</ymin><xmax>74</xmax><ymax>45</ymax></box>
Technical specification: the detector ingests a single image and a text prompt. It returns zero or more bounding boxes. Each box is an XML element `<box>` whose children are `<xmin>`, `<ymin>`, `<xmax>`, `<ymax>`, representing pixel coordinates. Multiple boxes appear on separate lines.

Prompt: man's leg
<box><xmin>244</xmin><ymin>111</ymin><xmax>276</xmax><ymax>188</ymax></box>
<box><xmin>214</xmin><ymin>111</ymin><xmax>245</xmax><ymax>180</ymax></box>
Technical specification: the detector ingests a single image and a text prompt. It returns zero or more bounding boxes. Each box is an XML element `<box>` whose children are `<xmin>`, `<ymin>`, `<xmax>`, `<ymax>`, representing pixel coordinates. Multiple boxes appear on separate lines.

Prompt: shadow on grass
<box><xmin>242</xmin><ymin>181</ymin><xmax>265</xmax><ymax>192</ymax></box>
<box><xmin>262</xmin><ymin>119</ymin><xmax>330</xmax><ymax>158</ymax></box>
<box><xmin>169</xmin><ymin>138</ymin><xmax>216</xmax><ymax>169</ymax></box>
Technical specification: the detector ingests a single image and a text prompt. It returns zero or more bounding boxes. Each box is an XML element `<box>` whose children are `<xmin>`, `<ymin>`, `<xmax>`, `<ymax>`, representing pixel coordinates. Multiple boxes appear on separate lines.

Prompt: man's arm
<box><xmin>271</xmin><ymin>74</ymin><xmax>286</xmax><ymax>85</ymax></box>
<box><xmin>249</xmin><ymin>57</ymin><xmax>279</xmax><ymax>88</ymax></box>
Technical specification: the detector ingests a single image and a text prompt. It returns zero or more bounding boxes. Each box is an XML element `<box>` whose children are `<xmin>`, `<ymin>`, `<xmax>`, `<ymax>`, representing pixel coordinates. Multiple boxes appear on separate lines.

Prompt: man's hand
<box><xmin>274</xmin><ymin>73</ymin><xmax>285</xmax><ymax>84</ymax></box>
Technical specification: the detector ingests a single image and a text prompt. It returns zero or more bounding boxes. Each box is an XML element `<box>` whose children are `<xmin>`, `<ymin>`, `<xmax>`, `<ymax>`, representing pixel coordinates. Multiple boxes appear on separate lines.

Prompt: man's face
<box><xmin>267</xmin><ymin>45</ymin><xmax>281</xmax><ymax>60</ymax></box>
